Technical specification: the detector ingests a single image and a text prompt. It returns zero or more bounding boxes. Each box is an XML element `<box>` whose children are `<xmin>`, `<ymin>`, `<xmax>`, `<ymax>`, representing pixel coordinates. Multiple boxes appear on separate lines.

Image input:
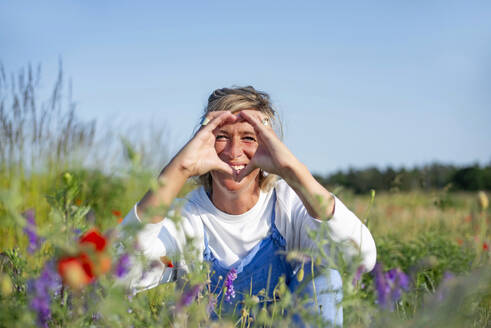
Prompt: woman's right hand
<box><xmin>176</xmin><ymin>111</ymin><xmax>237</xmax><ymax>178</ymax></box>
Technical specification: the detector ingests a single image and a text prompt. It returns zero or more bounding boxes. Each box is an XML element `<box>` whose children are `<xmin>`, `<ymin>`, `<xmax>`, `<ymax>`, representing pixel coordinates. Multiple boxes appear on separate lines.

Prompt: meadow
<box><xmin>0</xmin><ymin>65</ymin><xmax>489</xmax><ymax>327</ymax></box>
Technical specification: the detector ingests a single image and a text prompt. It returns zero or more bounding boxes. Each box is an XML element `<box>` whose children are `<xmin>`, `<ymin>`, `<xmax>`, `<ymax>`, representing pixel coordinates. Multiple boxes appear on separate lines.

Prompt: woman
<box><xmin>121</xmin><ymin>86</ymin><xmax>376</xmax><ymax>325</ymax></box>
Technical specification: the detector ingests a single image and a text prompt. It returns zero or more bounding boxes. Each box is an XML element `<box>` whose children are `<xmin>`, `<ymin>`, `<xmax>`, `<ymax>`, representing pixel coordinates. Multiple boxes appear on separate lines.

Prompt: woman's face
<box><xmin>210</xmin><ymin>111</ymin><xmax>261</xmax><ymax>194</ymax></box>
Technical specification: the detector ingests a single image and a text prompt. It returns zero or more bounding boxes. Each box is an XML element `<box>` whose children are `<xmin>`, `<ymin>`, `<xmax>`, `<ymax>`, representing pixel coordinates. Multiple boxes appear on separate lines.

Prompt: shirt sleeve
<box><xmin>117</xmin><ymin>201</ymin><xmax>204</xmax><ymax>292</ymax></box>
<box><xmin>276</xmin><ymin>180</ymin><xmax>376</xmax><ymax>272</ymax></box>
<box><xmin>323</xmin><ymin>195</ymin><xmax>377</xmax><ymax>271</ymax></box>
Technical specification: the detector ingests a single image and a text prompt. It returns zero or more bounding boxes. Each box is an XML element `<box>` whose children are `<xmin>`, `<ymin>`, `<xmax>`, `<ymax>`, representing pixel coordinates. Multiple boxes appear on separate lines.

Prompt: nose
<box><xmin>224</xmin><ymin>138</ymin><xmax>243</xmax><ymax>159</ymax></box>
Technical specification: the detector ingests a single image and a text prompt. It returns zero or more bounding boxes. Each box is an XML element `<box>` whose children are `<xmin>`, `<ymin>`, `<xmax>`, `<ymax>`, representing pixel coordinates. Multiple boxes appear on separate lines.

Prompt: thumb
<box><xmin>236</xmin><ymin>162</ymin><xmax>257</xmax><ymax>182</ymax></box>
<box><xmin>214</xmin><ymin>159</ymin><xmax>234</xmax><ymax>176</ymax></box>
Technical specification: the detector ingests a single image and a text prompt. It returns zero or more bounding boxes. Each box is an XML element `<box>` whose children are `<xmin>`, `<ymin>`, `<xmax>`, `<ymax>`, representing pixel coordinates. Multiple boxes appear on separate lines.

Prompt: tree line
<box><xmin>314</xmin><ymin>163</ymin><xmax>491</xmax><ymax>194</ymax></box>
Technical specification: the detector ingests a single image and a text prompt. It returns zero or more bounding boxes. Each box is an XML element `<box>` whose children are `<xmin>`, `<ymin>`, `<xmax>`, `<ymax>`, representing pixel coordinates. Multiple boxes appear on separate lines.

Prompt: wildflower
<box><xmin>29</xmin><ymin>262</ymin><xmax>61</xmax><ymax>327</ymax></box>
<box><xmin>436</xmin><ymin>272</ymin><xmax>455</xmax><ymax>301</ymax></box>
<box><xmin>58</xmin><ymin>228</ymin><xmax>112</xmax><ymax>289</ymax></box>
<box><xmin>373</xmin><ymin>262</ymin><xmax>390</xmax><ymax>308</ymax></box>
<box><xmin>483</xmin><ymin>242</ymin><xmax>489</xmax><ymax>251</ymax></box>
<box><xmin>57</xmin><ymin>253</ymin><xmax>95</xmax><ymax>289</ymax></box>
<box><xmin>79</xmin><ymin>228</ymin><xmax>107</xmax><ymax>252</ymax></box>
<box><xmin>352</xmin><ymin>265</ymin><xmax>365</xmax><ymax>287</ymax></box>
<box><xmin>115</xmin><ymin>253</ymin><xmax>131</xmax><ymax>278</ymax></box>
<box><xmin>372</xmin><ymin>262</ymin><xmax>410</xmax><ymax>310</ymax></box>
<box><xmin>176</xmin><ymin>284</ymin><xmax>201</xmax><ymax>311</ymax></box>
<box><xmin>23</xmin><ymin>209</ymin><xmax>42</xmax><ymax>253</ymax></box>
<box><xmin>386</xmin><ymin>268</ymin><xmax>409</xmax><ymax>302</ymax></box>
<box><xmin>30</xmin><ymin>295</ymin><xmax>51</xmax><ymax>327</ymax></box>
<box><xmin>224</xmin><ymin>268</ymin><xmax>237</xmax><ymax>302</ymax></box>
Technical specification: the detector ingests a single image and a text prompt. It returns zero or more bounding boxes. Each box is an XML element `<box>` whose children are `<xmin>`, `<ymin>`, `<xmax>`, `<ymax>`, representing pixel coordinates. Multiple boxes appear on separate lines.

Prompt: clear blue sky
<box><xmin>2</xmin><ymin>1</ymin><xmax>490</xmax><ymax>174</ymax></box>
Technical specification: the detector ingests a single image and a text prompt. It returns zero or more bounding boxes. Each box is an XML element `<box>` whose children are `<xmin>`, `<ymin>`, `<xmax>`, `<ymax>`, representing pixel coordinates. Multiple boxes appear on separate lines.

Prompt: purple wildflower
<box><xmin>29</xmin><ymin>262</ymin><xmax>61</xmax><ymax>327</ymax></box>
<box><xmin>115</xmin><ymin>253</ymin><xmax>131</xmax><ymax>278</ymax></box>
<box><xmin>224</xmin><ymin>268</ymin><xmax>237</xmax><ymax>302</ymax></box>
<box><xmin>386</xmin><ymin>268</ymin><xmax>409</xmax><ymax>302</ymax></box>
<box><xmin>30</xmin><ymin>296</ymin><xmax>51</xmax><ymax>327</ymax></box>
<box><xmin>436</xmin><ymin>271</ymin><xmax>455</xmax><ymax>301</ymax></box>
<box><xmin>176</xmin><ymin>284</ymin><xmax>201</xmax><ymax>312</ymax></box>
<box><xmin>373</xmin><ymin>262</ymin><xmax>390</xmax><ymax>309</ymax></box>
<box><xmin>23</xmin><ymin>209</ymin><xmax>42</xmax><ymax>253</ymax></box>
<box><xmin>372</xmin><ymin>262</ymin><xmax>411</xmax><ymax>311</ymax></box>
<box><xmin>352</xmin><ymin>265</ymin><xmax>365</xmax><ymax>287</ymax></box>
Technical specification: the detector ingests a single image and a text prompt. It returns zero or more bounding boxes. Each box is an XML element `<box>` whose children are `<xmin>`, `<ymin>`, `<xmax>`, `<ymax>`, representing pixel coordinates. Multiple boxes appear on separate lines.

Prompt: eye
<box><xmin>243</xmin><ymin>136</ymin><xmax>256</xmax><ymax>142</ymax></box>
<box><xmin>216</xmin><ymin>135</ymin><xmax>228</xmax><ymax>141</ymax></box>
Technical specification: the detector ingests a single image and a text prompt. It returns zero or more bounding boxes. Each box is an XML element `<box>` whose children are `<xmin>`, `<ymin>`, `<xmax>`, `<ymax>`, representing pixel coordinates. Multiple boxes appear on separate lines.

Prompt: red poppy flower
<box><xmin>483</xmin><ymin>242</ymin><xmax>489</xmax><ymax>251</ymax></box>
<box><xmin>79</xmin><ymin>228</ymin><xmax>107</xmax><ymax>252</ymax></box>
<box><xmin>58</xmin><ymin>253</ymin><xmax>95</xmax><ymax>289</ymax></box>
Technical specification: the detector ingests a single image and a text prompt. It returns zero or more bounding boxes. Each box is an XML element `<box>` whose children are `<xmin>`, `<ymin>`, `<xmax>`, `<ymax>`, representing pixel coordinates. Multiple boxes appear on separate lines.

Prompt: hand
<box><xmin>236</xmin><ymin>110</ymin><xmax>299</xmax><ymax>182</ymax></box>
<box><xmin>177</xmin><ymin>111</ymin><xmax>238</xmax><ymax>178</ymax></box>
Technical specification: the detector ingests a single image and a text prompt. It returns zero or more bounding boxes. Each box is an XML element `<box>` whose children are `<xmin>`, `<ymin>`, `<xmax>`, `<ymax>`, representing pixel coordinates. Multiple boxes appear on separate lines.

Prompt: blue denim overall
<box><xmin>203</xmin><ymin>191</ymin><xmax>343</xmax><ymax>326</ymax></box>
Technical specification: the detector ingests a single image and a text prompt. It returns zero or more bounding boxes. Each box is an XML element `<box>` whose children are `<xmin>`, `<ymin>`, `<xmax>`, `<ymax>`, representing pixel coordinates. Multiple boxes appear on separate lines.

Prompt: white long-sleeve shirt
<box><xmin>120</xmin><ymin>179</ymin><xmax>376</xmax><ymax>291</ymax></box>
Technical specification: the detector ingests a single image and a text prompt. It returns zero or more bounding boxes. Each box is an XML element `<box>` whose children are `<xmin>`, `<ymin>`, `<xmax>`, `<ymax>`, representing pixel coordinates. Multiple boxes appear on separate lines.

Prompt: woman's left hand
<box><xmin>238</xmin><ymin>110</ymin><xmax>335</xmax><ymax>220</ymax></box>
<box><xmin>236</xmin><ymin>110</ymin><xmax>299</xmax><ymax>182</ymax></box>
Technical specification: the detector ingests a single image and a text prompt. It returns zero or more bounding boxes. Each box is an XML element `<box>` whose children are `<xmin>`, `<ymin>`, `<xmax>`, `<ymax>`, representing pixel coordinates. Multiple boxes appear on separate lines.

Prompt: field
<box><xmin>0</xmin><ymin>67</ymin><xmax>489</xmax><ymax>327</ymax></box>
<box><xmin>0</xmin><ymin>162</ymin><xmax>489</xmax><ymax>327</ymax></box>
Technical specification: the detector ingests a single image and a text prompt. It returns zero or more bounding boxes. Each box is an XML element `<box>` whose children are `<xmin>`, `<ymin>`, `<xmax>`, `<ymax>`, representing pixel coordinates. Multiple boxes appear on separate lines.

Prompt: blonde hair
<box><xmin>198</xmin><ymin>86</ymin><xmax>282</xmax><ymax>193</ymax></box>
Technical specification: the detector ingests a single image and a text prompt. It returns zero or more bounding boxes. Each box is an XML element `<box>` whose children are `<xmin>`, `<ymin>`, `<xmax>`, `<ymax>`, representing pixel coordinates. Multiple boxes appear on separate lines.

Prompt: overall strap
<box><xmin>270</xmin><ymin>188</ymin><xmax>278</xmax><ymax>229</ymax></box>
<box><xmin>269</xmin><ymin>187</ymin><xmax>287</xmax><ymax>248</ymax></box>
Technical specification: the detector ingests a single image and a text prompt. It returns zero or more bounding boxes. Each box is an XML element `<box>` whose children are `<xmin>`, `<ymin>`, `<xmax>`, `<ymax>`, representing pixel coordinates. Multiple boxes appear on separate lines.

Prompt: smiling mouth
<box><xmin>230</xmin><ymin>164</ymin><xmax>245</xmax><ymax>175</ymax></box>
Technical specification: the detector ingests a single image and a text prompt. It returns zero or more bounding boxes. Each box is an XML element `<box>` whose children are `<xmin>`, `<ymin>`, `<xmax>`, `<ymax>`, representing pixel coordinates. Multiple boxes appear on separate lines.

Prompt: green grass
<box><xmin>0</xmin><ymin>163</ymin><xmax>489</xmax><ymax>327</ymax></box>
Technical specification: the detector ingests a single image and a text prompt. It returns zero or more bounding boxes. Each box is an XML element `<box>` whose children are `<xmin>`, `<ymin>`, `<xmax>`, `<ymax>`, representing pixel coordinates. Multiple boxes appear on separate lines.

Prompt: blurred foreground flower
<box><xmin>372</xmin><ymin>262</ymin><xmax>410</xmax><ymax>310</ymax></box>
<box><xmin>352</xmin><ymin>265</ymin><xmax>365</xmax><ymax>287</ymax></box>
<box><xmin>57</xmin><ymin>228</ymin><xmax>111</xmax><ymax>289</ymax></box>
<box><xmin>58</xmin><ymin>253</ymin><xmax>95</xmax><ymax>289</ymax></box>
<box><xmin>176</xmin><ymin>284</ymin><xmax>201</xmax><ymax>312</ymax></box>
<box><xmin>23</xmin><ymin>209</ymin><xmax>42</xmax><ymax>253</ymax></box>
<box><xmin>436</xmin><ymin>272</ymin><xmax>455</xmax><ymax>301</ymax></box>
<box><xmin>79</xmin><ymin>228</ymin><xmax>107</xmax><ymax>252</ymax></box>
<box><xmin>115</xmin><ymin>253</ymin><xmax>131</xmax><ymax>278</ymax></box>
<box><xmin>29</xmin><ymin>262</ymin><xmax>61</xmax><ymax>327</ymax></box>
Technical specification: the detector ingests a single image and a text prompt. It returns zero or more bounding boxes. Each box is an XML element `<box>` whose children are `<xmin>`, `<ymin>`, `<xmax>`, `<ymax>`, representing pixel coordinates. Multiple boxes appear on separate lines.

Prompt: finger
<box><xmin>213</xmin><ymin>159</ymin><xmax>234</xmax><ymax>176</ymax></box>
<box><xmin>203</xmin><ymin>111</ymin><xmax>236</xmax><ymax>132</ymax></box>
<box><xmin>236</xmin><ymin>162</ymin><xmax>257</xmax><ymax>182</ymax></box>
<box><xmin>238</xmin><ymin>110</ymin><xmax>271</xmax><ymax>135</ymax></box>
